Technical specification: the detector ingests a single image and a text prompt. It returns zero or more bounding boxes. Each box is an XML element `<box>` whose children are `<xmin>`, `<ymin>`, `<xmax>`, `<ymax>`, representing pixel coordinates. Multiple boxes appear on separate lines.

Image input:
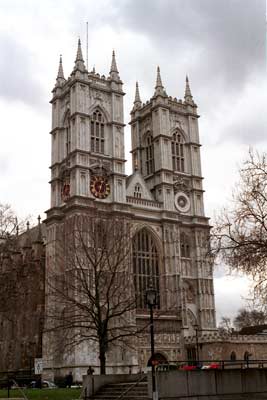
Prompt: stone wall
<box><xmin>150</xmin><ymin>369</ymin><xmax>267</xmax><ymax>399</ymax></box>
<box><xmin>0</xmin><ymin>226</ymin><xmax>45</xmax><ymax>374</ymax></box>
<box><xmin>185</xmin><ymin>332</ymin><xmax>267</xmax><ymax>362</ymax></box>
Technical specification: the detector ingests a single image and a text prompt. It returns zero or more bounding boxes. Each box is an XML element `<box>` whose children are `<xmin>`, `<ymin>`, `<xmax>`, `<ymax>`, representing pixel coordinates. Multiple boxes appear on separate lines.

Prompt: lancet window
<box><xmin>180</xmin><ymin>232</ymin><xmax>191</xmax><ymax>258</ymax></box>
<box><xmin>172</xmin><ymin>132</ymin><xmax>185</xmax><ymax>172</ymax></box>
<box><xmin>64</xmin><ymin>114</ymin><xmax>71</xmax><ymax>156</ymax></box>
<box><xmin>145</xmin><ymin>134</ymin><xmax>154</xmax><ymax>175</ymax></box>
<box><xmin>91</xmin><ymin>110</ymin><xmax>105</xmax><ymax>154</ymax></box>
<box><xmin>133</xmin><ymin>229</ymin><xmax>160</xmax><ymax>309</ymax></box>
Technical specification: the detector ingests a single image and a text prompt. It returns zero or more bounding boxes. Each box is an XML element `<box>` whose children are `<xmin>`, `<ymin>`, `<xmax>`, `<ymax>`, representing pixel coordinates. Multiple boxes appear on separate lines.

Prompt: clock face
<box><xmin>174</xmin><ymin>191</ymin><xmax>190</xmax><ymax>213</ymax></box>
<box><xmin>90</xmin><ymin>176</ymin><xmax>110</xmax><ymax>199</ymax></box>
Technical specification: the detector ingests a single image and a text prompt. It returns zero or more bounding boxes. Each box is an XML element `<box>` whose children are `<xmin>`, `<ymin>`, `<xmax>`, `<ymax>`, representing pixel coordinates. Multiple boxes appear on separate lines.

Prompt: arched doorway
<box><xmin>230</xmin><ymin>351</ymin><xmax>236</xmax><ymax>361</ymax></box>
<box><xmin>147</xmin><ymin>352</ymin><xmax>168</xmax><ymax>366</ymax></box>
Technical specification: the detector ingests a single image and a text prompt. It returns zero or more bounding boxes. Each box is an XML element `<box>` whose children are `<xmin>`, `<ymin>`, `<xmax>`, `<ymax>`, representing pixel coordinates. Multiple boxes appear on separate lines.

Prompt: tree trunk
<box><xmin>99</xmin><ymin>345</ymin><xmax>106</xmax><ymax>375</ymax></box>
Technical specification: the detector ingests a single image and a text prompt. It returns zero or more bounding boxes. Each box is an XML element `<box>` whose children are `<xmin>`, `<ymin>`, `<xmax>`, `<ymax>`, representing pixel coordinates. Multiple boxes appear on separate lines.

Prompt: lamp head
<box><xmin>146</xmin><ymin>283</ymin><xmax>157</xmax><ymax>306</ymax></box>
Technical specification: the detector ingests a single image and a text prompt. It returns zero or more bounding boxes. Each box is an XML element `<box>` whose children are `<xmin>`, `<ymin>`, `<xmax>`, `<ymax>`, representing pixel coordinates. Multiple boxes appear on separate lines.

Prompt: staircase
<box><xmin>90</xmin><ymin>379</ymin><xmax>149</xmax><ymax>400</ymax></box>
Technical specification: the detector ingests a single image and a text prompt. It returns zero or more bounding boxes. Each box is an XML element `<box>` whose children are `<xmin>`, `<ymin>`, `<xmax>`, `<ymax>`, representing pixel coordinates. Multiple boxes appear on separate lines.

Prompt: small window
<box><xmin>134</xmin><ymin>184</ymin><xmax>142</xmax><ymax>198</ymax></box>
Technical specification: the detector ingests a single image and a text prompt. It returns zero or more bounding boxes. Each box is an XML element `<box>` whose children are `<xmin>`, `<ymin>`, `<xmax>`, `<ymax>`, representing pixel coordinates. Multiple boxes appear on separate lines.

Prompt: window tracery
<box><xmin>133</xmin><ymin>229</ymin><xmax>160</xmax><ymax>309</ymax></box>
<box><xmin>91</xmin><ymin>110</ymin><xmax>105</xmax><ymax>154</ymax></box>
<box><xmin>172</xmin><ymin>132</ymin><xmax>185</xmax><ymax>172</ymax></box>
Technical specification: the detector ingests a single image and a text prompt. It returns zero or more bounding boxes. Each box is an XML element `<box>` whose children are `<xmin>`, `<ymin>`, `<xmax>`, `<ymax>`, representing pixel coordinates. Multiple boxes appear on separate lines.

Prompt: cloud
<box><xmin>116</xmin><ymin>0</ymin><xmax>265</xmax><ymax>89</ymax></box>
<box><xmin>0</xmin><ymin>34</ymin><xmax>45</xmax><ymax>107</ymax></box>
<box><xmin>0</xmin><ymin>154</ymin><xmax>10</xmax><ymax>176</ymax></box>
<box><xmin>214</xmin><ymin>274</ymin><xmax>252</xmax><ymax>321</ymax></box>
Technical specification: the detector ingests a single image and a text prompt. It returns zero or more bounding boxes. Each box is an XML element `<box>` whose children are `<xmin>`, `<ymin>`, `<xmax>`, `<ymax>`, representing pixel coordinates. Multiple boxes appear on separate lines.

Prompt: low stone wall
<box><xmin>150</xmin><ymin>369</ymin><xmax>267</xmax><ymax>399</ymax></box>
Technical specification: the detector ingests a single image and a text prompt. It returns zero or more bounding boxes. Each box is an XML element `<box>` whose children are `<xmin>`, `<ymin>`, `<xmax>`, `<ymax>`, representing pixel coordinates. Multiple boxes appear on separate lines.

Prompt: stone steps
<box><xmin>91</xmin><ymin>380</ymin><xmax>148</xmax><ymax>400</ymax></box>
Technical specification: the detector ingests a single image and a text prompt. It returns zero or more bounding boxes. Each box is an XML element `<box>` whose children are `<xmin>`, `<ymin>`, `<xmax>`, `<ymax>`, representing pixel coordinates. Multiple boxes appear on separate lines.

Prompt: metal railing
<box><xmin>115</xmin><ymin>373</ymin><xmax>147</xmax><ymax>400</ymax></box>
<box><xmin>155</xmin><ymin>359</ymin><xmax>267</xmax><ymax>371</ymax></box>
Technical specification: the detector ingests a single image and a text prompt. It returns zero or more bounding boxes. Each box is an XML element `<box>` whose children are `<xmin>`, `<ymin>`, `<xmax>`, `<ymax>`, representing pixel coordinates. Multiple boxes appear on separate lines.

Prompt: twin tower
<box><xmin>44</xmin><ymin>39</ymin><xmax>216</xmax><ymax>378</ymax></box>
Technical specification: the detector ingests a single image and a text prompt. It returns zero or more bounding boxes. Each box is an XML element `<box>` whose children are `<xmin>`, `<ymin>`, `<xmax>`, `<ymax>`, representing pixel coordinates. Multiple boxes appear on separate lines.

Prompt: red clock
<box><xmin>90</xmin><ymin>176</ymin><xmax>110</xmax><ymax>199</ymax></box>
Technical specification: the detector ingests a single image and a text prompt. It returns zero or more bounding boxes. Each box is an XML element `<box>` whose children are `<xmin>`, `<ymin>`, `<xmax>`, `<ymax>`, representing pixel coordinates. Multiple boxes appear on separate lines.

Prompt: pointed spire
<box><xmin>109</xmin><ymin>50</ymin><xmax>120</xmax><ymax>80</ymax></box>
<box><xmin>110</xmin><ymin>50</ymin><xmax>118</xmax><ymax>73</ymax></box>
<box><xmin>55</xmin><ymin>55</ymin><xmax>66</xmax><ymax>86</ymax></box>
<box><xmin>154</xmin><ymin>66</ymin><xmax>167</xmax><ymax>97</ymax></box>
<box><xmin>57</xmin><ymin>55</ymin><xmax>65</xmax><ymax>79</ymax></box>
<box><xmin>73</xmin><ymin>38</ymin><xmax>86</xmax><ymax>73</ymax></box>
<box><xmin>36</xmin><ymin>215</ymin><xmax>42</xmax><ymax>243</ymax></box>
<box><xmin>184</xmin><ymin>75</ymin><xmax>194</xmax><ymax>104</ymax></box>
<box><xmin>133</xmin><ymin>82</ymin><xmax>142</xmax><ymax>108</ymax></box>
<box><xmin>76</xmin><ymin>38</ymin><xmax>84</xmax><ymax>62</ymax></box>
<box><xmin>23</xmin><ymin>221</ymin><xmax>31</xmax><ymax>249</ymax></box>
<box><xmin>156</xmin><ymin>66</ymin><xmax>163</xmax><ymax>88</ymax></box>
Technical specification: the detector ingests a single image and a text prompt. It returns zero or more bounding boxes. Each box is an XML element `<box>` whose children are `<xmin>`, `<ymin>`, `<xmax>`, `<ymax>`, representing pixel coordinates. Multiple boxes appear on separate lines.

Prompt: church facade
<box><xmin>43</xmin><ymin>40</ymin><xmax>217</xmax><ymax>380</ymax></box>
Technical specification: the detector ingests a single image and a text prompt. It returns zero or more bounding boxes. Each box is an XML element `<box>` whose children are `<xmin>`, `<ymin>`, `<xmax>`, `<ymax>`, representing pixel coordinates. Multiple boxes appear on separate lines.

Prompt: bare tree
<box><xmin>218</xmin><ymin>316</ymin><xmax>234</xmax><ymax>335</ymax></box>
<box><xmin>46</xmin><ymin>213</ymin><xmax>142</xmax><ymax>375</ymax></box>
<box><xmin>233</xmin><ymin>308</ymin><xmax>267</xmax><ymax>330</ymax></box>
<box><xmin>0</xmin><ymin>204</ymin><xmax>21</xmax><ymax>314</ymax></box>
<box><xmin>0</xmin><ymin>203</ymin><xmax>20</xmax><ymax>250</ymax></box>
<box><xmin>212</xmin><ymin>150</ymin><xmax>267</xmax><ymax>307</ymax></box>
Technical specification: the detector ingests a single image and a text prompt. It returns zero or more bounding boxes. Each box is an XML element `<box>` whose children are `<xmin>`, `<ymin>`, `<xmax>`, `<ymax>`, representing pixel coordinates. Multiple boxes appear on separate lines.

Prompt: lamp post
<box><xmin>193</xmin><ymin>324</ymin><xmax>199</xmax><ymax>364</ymax></box>
<box><xmin>146</xmin><ymin>283</ymin><xmax>158</xmax><ymax>400</ymax></box>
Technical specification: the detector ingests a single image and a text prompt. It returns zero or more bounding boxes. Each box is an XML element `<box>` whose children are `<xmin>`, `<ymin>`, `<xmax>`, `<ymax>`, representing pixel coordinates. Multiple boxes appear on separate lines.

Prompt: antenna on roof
<box><xmin>86</xmin><ymin>21</ymin><xmax>88</xmax><ymax>70</ymax></box>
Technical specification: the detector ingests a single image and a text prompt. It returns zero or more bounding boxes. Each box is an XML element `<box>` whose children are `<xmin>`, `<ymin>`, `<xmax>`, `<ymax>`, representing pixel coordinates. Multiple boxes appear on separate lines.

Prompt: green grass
<box><xmin>0</xmin><ymin>388</ymin><xmax>82</xmax><ymax>400</ymax></box>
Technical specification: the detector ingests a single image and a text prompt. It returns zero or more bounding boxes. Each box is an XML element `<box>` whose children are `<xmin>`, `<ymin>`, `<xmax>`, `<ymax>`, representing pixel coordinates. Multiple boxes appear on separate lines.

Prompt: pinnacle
<box><xmin>76</xmin><ymin>37</ymin><xmax>84</xmax><ymax>62</ymax></box>
<box><xmin>184</xmin><ymin>75</ymin><xmax>194</xmax><ymax>104</ymax></box>
<box><xmin>155</xmin><ymin>66</ymin><xmax>163</xmax><ymax>89</ymax></box>
<box><xmin>57</xmin><ymin>55</ymin><xmax>65</xmax><ymax>80</ymax></box>
<box><xmin>153</xmin><ymin>66</ymin><xmax>166</xmax><ymax>97</ymax></box>
<box><xmin>110</xmin><ymin>50</ymin><xmax>119</xmax><ymax>73</ymax></box>
<box><xmin>72</xmin><ymin>38</ymin><xmax>86</xmax><ymax>73</ymax></box>
<box><xmin>185</xmin><ymin>75</ymin><xmax>192</xmax><ymax>98</ymax></box>
<box><xmin>109</xmin><ymin>50</ymin><xmax>120</xmax><ymax>81</ymax></box>
<box><xmin>23</xmin><ymin>221</ymin><xmax>32</xmax><ymax>248</ymax></box>
<box><xmin>134</xmin><ymin>81</ymin><xmax>141</xmax><ymax>104</ymax></box>
<box><xmin>36</xmin><ymin>215</ymin><xmax>42</xmax><ymax>243</ymax></box>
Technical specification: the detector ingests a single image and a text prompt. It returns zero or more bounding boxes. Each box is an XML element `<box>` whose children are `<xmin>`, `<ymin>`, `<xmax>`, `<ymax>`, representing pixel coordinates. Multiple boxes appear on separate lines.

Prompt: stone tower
<box><xmin>129</xmin><ymin>69</ymin><xmax>216</xmax><ymax>364</ymax></box>
<box><xmin>49</xmin><ymin>41</ymin><xmax>126</xmax><ymax>208</ymax></box>
<box><xmin>44</xmin><ymin>41</ymin><xmax>216</xmax><ymax>379</ymax></box>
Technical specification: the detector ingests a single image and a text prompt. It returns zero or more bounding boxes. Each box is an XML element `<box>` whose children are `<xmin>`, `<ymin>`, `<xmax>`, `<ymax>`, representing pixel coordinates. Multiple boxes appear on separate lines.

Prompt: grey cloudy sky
<box><xmin>0</xmin><ymin>0</ymin><xmax>266</xmax><ymax>320</ymax></box>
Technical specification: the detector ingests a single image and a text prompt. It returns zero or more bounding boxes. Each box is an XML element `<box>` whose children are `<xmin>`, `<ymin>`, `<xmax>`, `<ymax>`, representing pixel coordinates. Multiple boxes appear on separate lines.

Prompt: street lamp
<box><xmin>145</xmin><ymin>282</ymin><xmax>158</xmax><ymax>400</ymax></box>
<box><xmin>193</xmin><ymin>324</ymin><xmax>199</xmax><ymax>364</ymax></box>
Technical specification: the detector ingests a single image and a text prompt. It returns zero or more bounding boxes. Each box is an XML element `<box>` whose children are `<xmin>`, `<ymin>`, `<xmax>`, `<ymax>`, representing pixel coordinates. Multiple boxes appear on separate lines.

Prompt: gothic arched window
<box><xmin>172</xmin><ymin>132</ymin><xmax>185</xmax><ymax>172</ymax></box>
<box><xmin>230</xmin><ymin>351</ymin><xmax>236</xmax><ymax>361</ymax></box>
<box><xmin>145</xmin><ymin>134</ymin><xmax>154</xmax><ymax>175</ymax></box>
<box><xmin>133</xmin><ymin>229</ymin><xmax>160</xmax><ymax>309</ymax></box>
<box><xmin>91</xmin><ymin>110</ymin><xmax>105</xmax><ymax>154</ymax></box>
<box><xmin>180</xmin><ymin>233</ymin><xmax>190</xmax><ymax>258</ymax></box>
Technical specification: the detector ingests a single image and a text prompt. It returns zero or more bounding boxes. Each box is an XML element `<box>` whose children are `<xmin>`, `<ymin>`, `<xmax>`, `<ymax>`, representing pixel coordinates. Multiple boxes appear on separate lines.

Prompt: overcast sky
<box><xmin>0</xmin><ymin>0</ymin><xmax>266</xmax><ymax>321</ymax></box>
